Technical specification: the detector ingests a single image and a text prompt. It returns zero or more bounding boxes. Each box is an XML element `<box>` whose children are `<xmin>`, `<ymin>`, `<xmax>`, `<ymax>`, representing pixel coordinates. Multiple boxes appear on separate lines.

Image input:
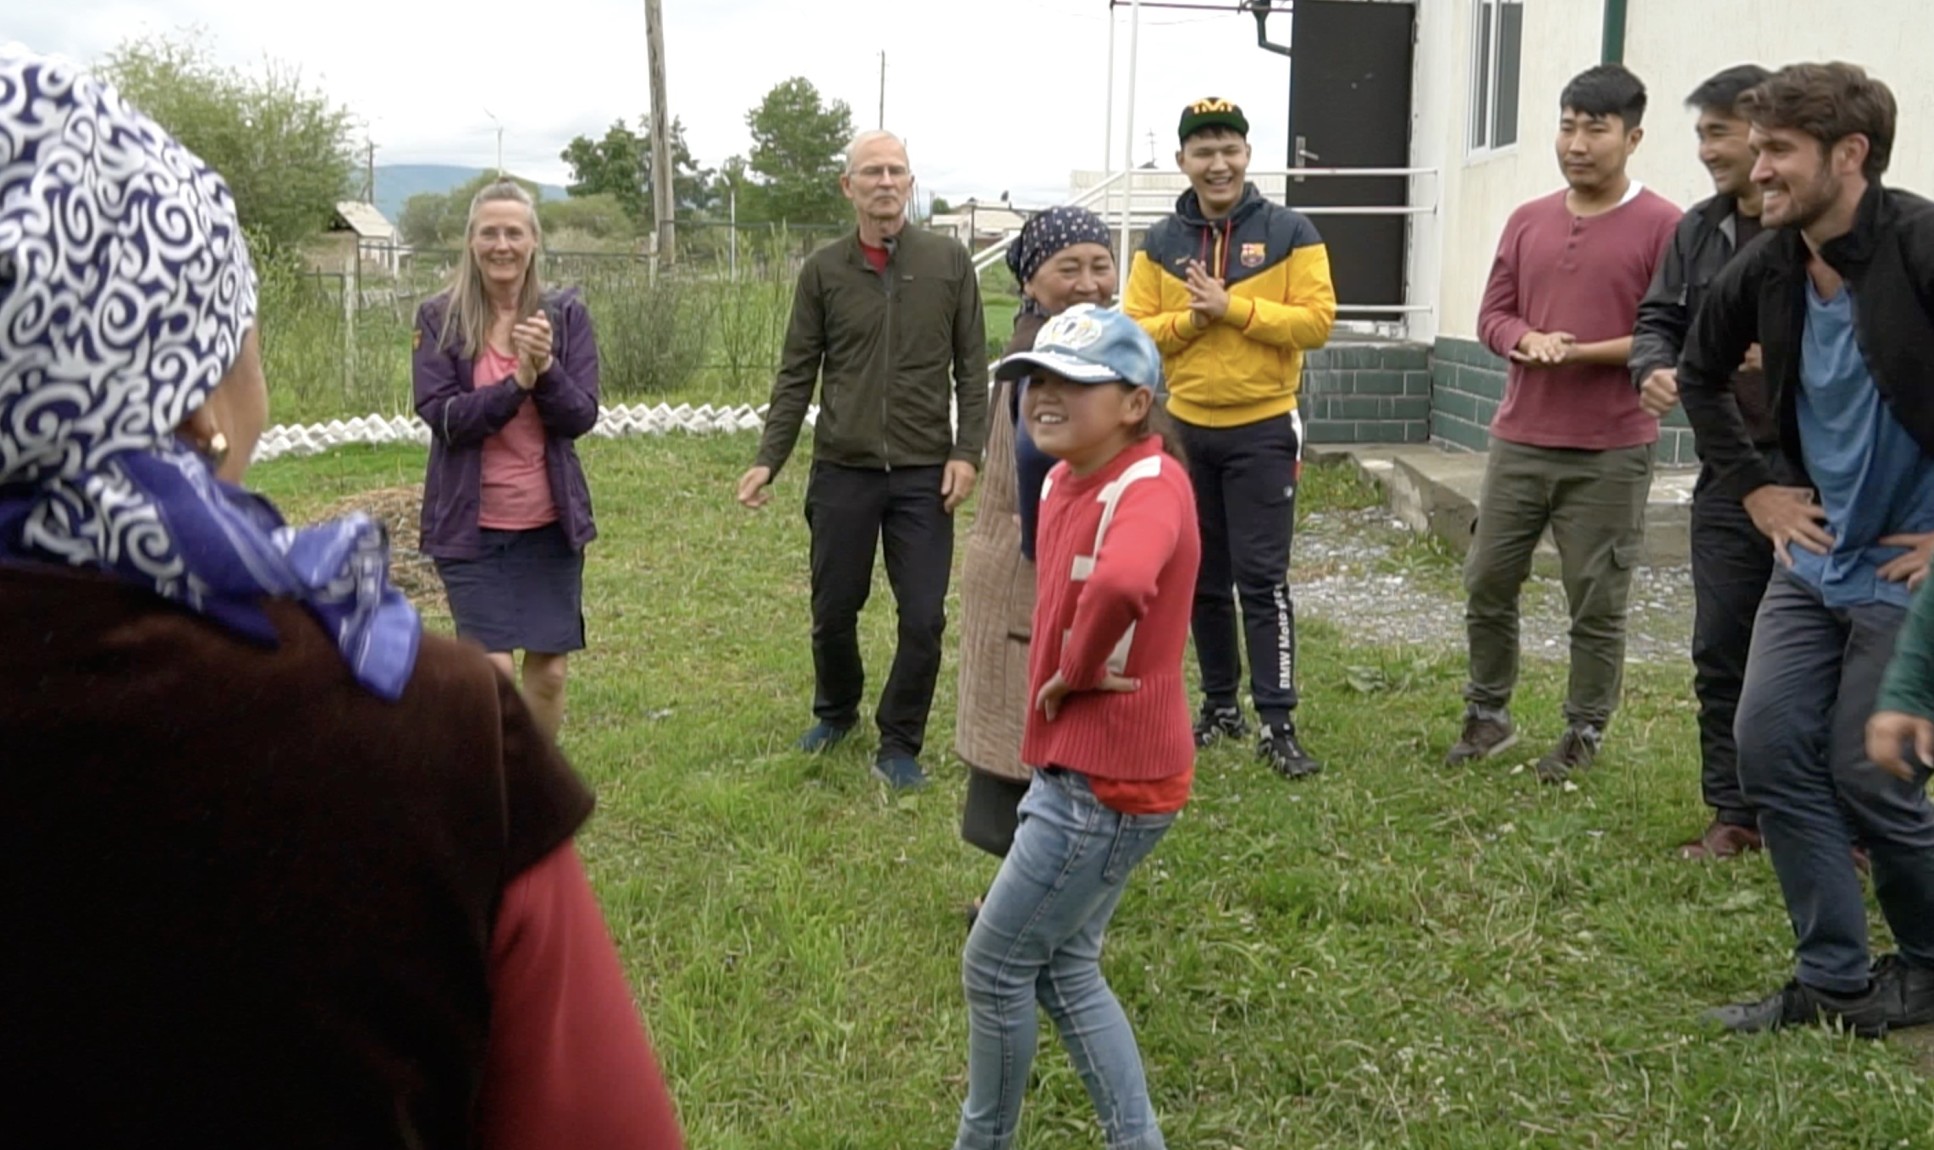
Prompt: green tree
<box><xmin>560</xmin><ymin>117</ymin><xmax>713</xmax><ymax>227</ymax></box>
<box><xmin>397</xmin><ymin>192</ymin><xmax>453</xmax><ymax>248</ymax></box>
<box><xmin>714</xmin><ymin>154</ymin><xmax>763</xmax><ymax>221</ymax></box>
<box><xmin>538</xmin><ymin>193</ymin><xmax>634</xmax><ymax>244</ymax></box>
<box><xmin>102</xmin><ymin>31</ymin><xmax>357</xmax><ymax>255</ymax></box>
<box><xmin>929</xmin><ymin>195</ymin><xmax>955</xmax><ymax>216</ymax></box>
<box><xmin>745</xmin><ymin>78</ymin><xmax>854</xmax><ymax>225</ymax></box>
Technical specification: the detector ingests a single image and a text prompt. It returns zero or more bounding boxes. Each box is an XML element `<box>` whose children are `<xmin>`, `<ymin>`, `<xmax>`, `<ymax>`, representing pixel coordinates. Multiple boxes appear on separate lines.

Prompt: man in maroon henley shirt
<box><xmin>1447</xmin><ymin>63</ymin><xmax>1683</xmax><ymax>783</ymax></box>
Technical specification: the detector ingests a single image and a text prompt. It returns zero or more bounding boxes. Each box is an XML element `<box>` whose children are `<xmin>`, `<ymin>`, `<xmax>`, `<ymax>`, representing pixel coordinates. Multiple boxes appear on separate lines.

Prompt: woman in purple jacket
<box><xmin>413</xmin><ymin>181</ymin><xmax>600</xmax><ymax>739</ymax></box>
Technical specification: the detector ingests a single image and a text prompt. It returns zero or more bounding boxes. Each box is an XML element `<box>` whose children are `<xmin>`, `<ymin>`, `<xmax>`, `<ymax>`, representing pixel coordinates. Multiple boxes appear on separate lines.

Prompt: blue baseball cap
<box><xmin>994</xmin><ymin>304</ymin><xmax>1164</xmax><ymax>391</ymax></box>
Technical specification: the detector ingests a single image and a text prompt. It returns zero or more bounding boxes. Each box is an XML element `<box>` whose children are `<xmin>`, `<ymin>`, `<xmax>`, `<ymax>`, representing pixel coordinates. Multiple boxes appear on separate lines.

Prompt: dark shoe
<box><xmin>796</xmin><ymin>721</ymin><xmax>852</xmax><ymax>754</ymax></box>
<box><xmin>1445</xmin><ymin>705</ymin><xmax>1517</xmax><ymax>766</ymax></box>
<box><xmin>1678</xmin><ymin>820</ymin><xmax>1764</xmax><ymax>861</ymax></box>
<box><xmin>1193</xmin><ymin>705</ymin><xmax>1248</xmax><ymax>748</ymax></box>
<box><xmin>1873</xmin><ymin>954</ymin><xmax>1934</xmax><ymax>1029</ymax></box>
<box><xmin>1705</xmin><ymin>979</ymin><xmax>1889</xmax><ymax>1038</ymax></box>
<box><xmin>1535</xmin><ymin>723</ymin><xmax>1602</xmax><ymax>785</ymax></box>
<box><xmin>871</xmin><ymin>754</ymin><xmax>929</xmax><ymax>790</ymax></box>
<box><xmin>1260</xmin><ymin>722</ymin><xmax>1322</xmax><ymax>779</ymax></box>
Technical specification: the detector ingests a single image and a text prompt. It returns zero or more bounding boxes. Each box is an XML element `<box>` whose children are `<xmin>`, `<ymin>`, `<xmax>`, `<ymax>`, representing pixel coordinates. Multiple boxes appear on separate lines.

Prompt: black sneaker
<box><xmin>1193</xmin><ymin>705</ymin><xmax>1248</xmax><ymax>748</ymax></box>
<box><xmin>1705</xmin><ymin>978</ymin><xmax>1889</xmax><ymax>1039</ymax></box>
<box><xmin>1260</xmin><ymin>722</ymin><xmax>1322</xmax><ymax>780</ymax></box>
<box><xmin>1534</xmin><ymin>723</ymin><xmax>1601</xmax><ymax>784</ymax></box>
<box><xmin>870</xmin><ymin>754</ymin><xmax>929</xmax><ymax>790</ymax></box>
<box><xmin>795</xmin><ymin>721</ymin><xmax>851</xmax><ymax>754</ymax></box>
<box><xmin>1445</xmin><ymin>705</ymin><xmax>1517</xmax><ymax>766</ymax></box>
<box><xmin>1873</xmin><ymin>954</ymin><xmax>1934</xmax><ymax>1029</ymax></box>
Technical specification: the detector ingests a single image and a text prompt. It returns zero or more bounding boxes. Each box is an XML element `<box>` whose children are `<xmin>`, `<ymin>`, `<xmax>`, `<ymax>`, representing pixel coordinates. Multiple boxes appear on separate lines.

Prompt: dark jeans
<box><xmin>1176</xmin><ymin>412</ymin><xmax>1302</xmax><ymax>724</ymax></box>
<box><xmin>1690</xmin><ymin>468</ymin><xmax>1775</xmax><ymax>826</ymax></box>
<box><xmin>805</xmin><ymin>461</ymin><xmax>954</xmax><ymax>759</ymax></box>
<box><xmin>1736</xmin><ymin>572</ymin><xmax>1934</xmax><ymax>994</ymax></box>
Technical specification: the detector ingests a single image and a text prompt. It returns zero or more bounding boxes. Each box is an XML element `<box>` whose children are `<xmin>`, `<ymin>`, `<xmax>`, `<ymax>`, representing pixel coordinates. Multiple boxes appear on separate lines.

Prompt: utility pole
<box><xmin>365</xmin><ymin>140</ymin><xmax>377</xmax><ymax>204</ymax></box>
<box><xmin>645</xmin><ymin>0</ymin><xmax>676</xmax><ymax>263</ymax></box>
<box><xmin>878</xmin><ymin>51</ymin><xmax>886</xmax><ymax>129</ymax></box>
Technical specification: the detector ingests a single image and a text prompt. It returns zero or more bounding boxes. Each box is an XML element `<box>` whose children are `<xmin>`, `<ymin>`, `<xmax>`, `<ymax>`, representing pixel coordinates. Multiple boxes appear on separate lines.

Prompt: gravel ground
<box><xmin>1294</xmin><ymin>504</ymin><xmax>1697</xmax><ymax>665</ymax></box>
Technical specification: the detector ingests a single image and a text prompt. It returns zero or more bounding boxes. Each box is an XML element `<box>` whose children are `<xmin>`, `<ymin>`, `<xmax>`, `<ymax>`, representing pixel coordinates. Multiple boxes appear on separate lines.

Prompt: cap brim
<box><xmin>994</xmin><ymin>350</ymin><xmax>1125</xmax><ymax>384</ymax></box>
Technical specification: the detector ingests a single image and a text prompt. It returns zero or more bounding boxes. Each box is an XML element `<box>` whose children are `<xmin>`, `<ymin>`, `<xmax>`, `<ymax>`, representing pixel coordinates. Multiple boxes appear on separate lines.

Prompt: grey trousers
<box><xmin>1736</xmin><ymin>572</ymin><xmax>1934</xmax><ymax>993</ymax></box>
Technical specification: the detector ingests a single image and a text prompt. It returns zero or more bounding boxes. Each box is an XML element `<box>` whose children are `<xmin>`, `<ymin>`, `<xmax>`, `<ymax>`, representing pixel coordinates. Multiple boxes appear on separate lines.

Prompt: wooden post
<box><xmin>645</xmin><ymin>0</ymin><xmax>676</xmax><ymax>264</ymax></box>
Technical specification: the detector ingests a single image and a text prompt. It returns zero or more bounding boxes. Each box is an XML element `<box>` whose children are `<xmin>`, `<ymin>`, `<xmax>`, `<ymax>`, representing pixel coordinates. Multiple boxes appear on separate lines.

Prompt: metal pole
<box><xmin>1102</xmin><ymin>4</ymin><xmax>1117</xmax><ymax>173</ymax></box>
<box><xmin>1117</xmin><ymin>0</ymin><xmax>1142</xmax><ymax>277</ymax></box>
<box><xmin>878</xmin><ymin>51</ymin><xmax>886</xmax><ymax>129</ymax></box>
<box><xmin>729</xmin><ymin>185</ymin><xmax>739</xmax><ymax>282</ymax></box>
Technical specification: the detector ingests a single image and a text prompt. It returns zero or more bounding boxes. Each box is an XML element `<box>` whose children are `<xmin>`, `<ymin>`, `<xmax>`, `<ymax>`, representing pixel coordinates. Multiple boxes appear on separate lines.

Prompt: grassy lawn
<box><xmin>255</xmin><ymin>437</ymin><xmax>1934</xmax><ymax>1149</ymax></box>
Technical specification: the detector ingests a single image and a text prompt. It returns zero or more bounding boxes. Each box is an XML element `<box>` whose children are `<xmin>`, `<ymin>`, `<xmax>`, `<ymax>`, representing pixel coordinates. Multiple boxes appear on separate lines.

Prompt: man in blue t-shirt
<box><xmin>1680</xmin><ymin>63</ymin><xmax>1934</xmax><ymax>1038</ymax></box>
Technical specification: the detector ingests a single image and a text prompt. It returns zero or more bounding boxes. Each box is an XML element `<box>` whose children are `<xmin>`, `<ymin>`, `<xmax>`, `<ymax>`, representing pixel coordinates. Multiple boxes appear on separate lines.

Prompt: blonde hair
<box><xmin>438</xmin><ymin>180</ymin><xmax>545</xmax><ymax>358</ymax></box>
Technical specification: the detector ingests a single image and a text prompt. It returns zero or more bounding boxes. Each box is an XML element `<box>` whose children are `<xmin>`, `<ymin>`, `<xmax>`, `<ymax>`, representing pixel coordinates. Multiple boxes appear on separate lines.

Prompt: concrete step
<box><xmin>1309</xmin><ymin>443</ymin><xmax>1695</xmax><ymax>573</ymax></box>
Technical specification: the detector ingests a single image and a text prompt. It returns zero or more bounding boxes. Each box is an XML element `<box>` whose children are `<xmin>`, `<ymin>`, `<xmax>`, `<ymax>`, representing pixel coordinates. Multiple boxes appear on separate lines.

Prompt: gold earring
<box><xmin>205</xmin><ymin>431</ymin><xmax>229</xmax><ymax>469</ymax></box>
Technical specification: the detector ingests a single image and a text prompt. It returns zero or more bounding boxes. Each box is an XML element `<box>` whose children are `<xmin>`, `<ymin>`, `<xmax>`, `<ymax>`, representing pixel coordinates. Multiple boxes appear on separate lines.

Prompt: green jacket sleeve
<box><xmin>754</xmin><ymin>259</ymin><xmax>825</xmax><ymax>479</ymax></box>
<box><xmin>1879</xmin><ymin>584</ymin><xmax>1934</xmax><ymax>718</ymax></box>
<box><xmin>951</xmin><ymin>252</ymin><xmax>990</xmax><ymax>464</ymax></box>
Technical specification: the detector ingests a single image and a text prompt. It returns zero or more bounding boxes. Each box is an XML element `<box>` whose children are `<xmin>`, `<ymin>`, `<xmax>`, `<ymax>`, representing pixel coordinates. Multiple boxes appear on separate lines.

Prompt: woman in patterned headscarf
<box><xmin>953</xmin><ymin>206</ymin><xmax>1117</xmax><ymax>912</ymax></box>
<box><xmin>0</xmin><ymin>48</ymin><xmax>679</xmax><ymax>1147</ymax></box>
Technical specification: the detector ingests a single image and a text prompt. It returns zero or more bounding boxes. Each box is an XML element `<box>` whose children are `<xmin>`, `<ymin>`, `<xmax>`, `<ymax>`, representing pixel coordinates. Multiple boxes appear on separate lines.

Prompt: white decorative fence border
<box><xmin>253</xmin><ymin>403</ymin><xmax>816</xmax><ymax>464</ymax></box>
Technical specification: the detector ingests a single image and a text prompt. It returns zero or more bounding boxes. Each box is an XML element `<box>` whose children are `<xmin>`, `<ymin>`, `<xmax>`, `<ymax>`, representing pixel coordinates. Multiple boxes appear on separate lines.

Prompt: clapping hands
<box><xmin>511</xmin><ymin>312</ymin><xmax>553</xmax><ymax>390</ymax></box>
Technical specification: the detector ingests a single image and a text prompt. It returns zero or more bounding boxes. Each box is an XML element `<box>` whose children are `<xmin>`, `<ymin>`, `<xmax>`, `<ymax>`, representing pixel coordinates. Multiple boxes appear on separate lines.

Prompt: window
<box><xmin>1469</xmin><ymin>0</ymin><xmax>1524</xmax><ymax>153</ymax></box>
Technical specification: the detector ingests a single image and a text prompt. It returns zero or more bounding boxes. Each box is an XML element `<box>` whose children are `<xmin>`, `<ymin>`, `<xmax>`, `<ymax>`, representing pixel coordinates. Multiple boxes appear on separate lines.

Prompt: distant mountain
<box><xmin>370</xmin><ymin>165</ymin><xmax>570</xmax><ymax>225</ymax></box>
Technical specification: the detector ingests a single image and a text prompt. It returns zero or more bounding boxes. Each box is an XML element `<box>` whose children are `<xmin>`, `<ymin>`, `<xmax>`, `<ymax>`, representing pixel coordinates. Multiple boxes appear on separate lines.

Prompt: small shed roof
<box><xmin>332</xmin><ymin>201</ymin><xmax>396</xmax><ymax>240</ymax></box>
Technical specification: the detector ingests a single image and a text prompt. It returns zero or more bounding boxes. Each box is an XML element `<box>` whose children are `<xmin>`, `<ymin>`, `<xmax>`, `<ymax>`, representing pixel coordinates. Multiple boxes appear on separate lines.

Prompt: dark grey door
<box><xmin>1282</xmin><ymin>0</ymin><xmax>1415</xmax><ymax>311</ymax></box>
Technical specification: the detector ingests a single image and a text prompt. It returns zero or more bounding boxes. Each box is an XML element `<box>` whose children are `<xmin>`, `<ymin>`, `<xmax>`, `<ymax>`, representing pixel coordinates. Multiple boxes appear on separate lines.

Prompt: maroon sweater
<box><xmin>0</xmin><ymin>566</ymin><xmax>680</xmax><ymax>1149</ymax></box>
<box><xmin>1478</xmin><ymin>186</ymin><xmax>1682</xmax><ymax>450</ymax></box>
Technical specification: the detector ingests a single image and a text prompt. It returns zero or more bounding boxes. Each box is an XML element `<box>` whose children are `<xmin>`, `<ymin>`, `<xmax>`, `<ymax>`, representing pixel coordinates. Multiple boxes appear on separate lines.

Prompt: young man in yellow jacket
<box><xmin>1125</xmin><ymin>97</ymin><xmax>1337</xmax><ymax>778</ymax></box>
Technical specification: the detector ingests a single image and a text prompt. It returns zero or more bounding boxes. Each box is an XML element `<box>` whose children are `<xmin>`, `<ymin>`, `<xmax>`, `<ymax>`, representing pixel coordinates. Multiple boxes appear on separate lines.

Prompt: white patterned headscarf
<box><xmin>0</xmin><ymin>47</ymin><xmax>419</xmax><ymax>699</ymax></box>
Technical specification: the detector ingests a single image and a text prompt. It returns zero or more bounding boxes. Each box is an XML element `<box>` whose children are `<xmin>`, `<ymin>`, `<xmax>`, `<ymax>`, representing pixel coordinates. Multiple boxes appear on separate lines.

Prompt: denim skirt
<box><xmin>433</xmin><ymin>522</ymin><xmax>585</xmax><ymax>654</ymax></box>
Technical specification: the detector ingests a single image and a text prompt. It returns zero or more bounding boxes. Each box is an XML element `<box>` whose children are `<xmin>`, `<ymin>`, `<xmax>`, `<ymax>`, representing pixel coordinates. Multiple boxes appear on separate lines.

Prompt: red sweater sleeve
<box><xmin>475</xmin><ymin>843</ymin><xmax>684</xmax><ymax>1150</ymax></box>
<box><xmin>1477</xmin><ymin>208</ymin><xmax>1534</xmax><ymax>361</ymax></box>
<box><xmin>1057</xmin><ymin>479</ymin><xmax>1185</xmax><ymax>691</ymax></box>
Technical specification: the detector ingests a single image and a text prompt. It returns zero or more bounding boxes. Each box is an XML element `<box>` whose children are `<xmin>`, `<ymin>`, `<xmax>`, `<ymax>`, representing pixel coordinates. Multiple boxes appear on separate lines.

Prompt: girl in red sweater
<box><xmin>953</xmin><ymin>305</ymin><xmax>1199</xmax><ymax>1150</ymax></box>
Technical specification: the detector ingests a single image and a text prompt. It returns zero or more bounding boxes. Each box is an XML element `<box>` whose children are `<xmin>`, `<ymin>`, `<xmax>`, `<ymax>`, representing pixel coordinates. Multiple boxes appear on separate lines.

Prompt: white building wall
<box><xmin>1421</xmin><ymin>0</ymin><xmax>1928</xmax><ymax>344</ymax></box>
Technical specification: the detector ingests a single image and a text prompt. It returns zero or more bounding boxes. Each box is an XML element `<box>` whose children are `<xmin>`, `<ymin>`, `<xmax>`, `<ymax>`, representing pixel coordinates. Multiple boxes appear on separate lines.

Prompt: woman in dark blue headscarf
<box><xmin>953</xmin><ymin>206</ymin><xmax>1117</xmax><ymax>901</ymax></box>
<box><xmin>0</xmin><ymin>47</ymin><xmax>681</xmax><ymax>1146</ymax></box>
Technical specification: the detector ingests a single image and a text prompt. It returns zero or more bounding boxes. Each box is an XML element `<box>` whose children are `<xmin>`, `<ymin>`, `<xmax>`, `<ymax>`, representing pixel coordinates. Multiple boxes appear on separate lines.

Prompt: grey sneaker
<box><xmin>1535</xmin><ymin>723</ymin><xmax>1602</xmax><ymax>784</ymax></box>
<box><xmin>1445</xmin><ymin>705</ymin><xmax>1517</xmax><ymax>766</ymax></box>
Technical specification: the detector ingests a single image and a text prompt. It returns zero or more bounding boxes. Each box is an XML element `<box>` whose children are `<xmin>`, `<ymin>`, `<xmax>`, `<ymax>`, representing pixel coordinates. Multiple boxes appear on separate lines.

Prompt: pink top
<box><xmin>476</xmin><ymin>346</ymin><xmax>558</xmax><ymax>530</ymax></box>
<box><xmin>1477</xmin><ymin>186</ymin><xmax>1683</xmax><ymax>450</ymax></box>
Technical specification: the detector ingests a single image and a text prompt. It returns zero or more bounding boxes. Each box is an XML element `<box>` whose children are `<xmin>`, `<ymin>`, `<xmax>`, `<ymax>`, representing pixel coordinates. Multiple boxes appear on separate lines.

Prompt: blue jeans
<box><xmin>955</xmin><ymin>768</ymin><xmax>1176</xmax><ymax>1150</ymax></box>
<box><xmin>1736</xmin><ymin>572</ymin><xmax>1934</xmax><ymax>993</ymax></box>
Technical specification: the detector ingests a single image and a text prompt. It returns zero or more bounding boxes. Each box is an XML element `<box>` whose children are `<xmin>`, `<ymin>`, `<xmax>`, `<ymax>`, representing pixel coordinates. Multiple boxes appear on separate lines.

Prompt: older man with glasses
<box><xmin>737</xmin><ymin>130</ymin><xmax>989</xmax><ymax>790</ymax></box>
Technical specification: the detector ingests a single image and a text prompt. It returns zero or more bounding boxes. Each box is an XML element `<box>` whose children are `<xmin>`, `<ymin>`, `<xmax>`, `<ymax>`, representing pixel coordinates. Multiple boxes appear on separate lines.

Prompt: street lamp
<box><xmin>483</xmin><ymin>108</ymin><xmax>504</xmax><ymax>177</ymax></box>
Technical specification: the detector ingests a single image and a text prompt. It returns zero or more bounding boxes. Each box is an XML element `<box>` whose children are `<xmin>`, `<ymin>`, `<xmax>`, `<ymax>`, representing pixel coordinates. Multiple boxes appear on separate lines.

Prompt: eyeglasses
<box><xmin>854</xmin><ymin>164</ymin><xmax>910</xmax><ymax>181</ymax></box>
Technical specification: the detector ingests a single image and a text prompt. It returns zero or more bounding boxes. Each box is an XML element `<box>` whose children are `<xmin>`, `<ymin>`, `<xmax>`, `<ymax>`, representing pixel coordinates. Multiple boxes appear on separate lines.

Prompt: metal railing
<box><xmin>970</xmin><ymin>166</ymin><xmax>1440</xmax><ymax>323</ymax></box>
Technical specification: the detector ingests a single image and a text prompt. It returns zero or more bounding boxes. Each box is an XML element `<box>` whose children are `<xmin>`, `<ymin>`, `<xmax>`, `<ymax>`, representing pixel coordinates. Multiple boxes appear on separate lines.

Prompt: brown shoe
<box><xmin>1678</xmin><ymin>821</ymin><xmax>1764</xmax><ymax>860</ymax></box>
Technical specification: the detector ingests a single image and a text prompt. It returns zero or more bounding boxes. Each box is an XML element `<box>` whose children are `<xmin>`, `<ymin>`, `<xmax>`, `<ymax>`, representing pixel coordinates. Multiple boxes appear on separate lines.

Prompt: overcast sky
<box><xmin>12</xmin><ymin>0</ymin><xmax>1301</xmax><ymax>208</ymax></box>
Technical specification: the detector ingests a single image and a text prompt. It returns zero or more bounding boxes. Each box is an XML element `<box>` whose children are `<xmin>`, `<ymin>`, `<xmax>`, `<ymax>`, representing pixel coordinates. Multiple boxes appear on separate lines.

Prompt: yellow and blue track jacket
<box><xmin>1123</xmin><ymin>184</ymin><xmax>1336</xmax><ymax>427</ymax></box>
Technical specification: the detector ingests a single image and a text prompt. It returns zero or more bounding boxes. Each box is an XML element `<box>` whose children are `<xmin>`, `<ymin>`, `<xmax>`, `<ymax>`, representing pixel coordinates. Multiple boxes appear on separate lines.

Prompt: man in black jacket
<box><xmin>737</xmin><ymin>130</ymin><xmax>989</xmax><ymax>790</ymax></box>
<box><xmin>1679</xmin><ymin>63</ymin><xmax>1934</xmax><ymax>1037</ymax></box>
<box><xmin>1630</xmin><ymin>64</ymin><xmax>1774</xmax><ymax>861</ymax></box>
